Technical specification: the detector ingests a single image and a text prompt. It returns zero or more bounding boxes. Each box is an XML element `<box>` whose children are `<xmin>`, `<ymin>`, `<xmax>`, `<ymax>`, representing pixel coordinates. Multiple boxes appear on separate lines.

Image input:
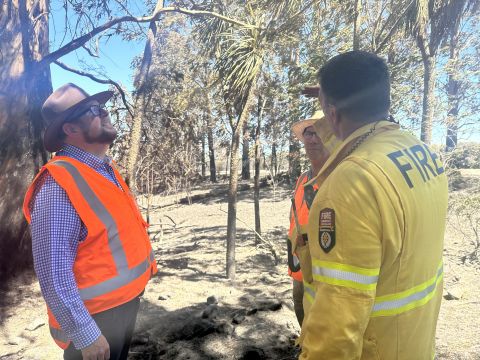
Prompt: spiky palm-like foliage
<box><xmin>192</xmin><ymin>0</ymin><xmax>318</xmax><ymax>279</ymax></box>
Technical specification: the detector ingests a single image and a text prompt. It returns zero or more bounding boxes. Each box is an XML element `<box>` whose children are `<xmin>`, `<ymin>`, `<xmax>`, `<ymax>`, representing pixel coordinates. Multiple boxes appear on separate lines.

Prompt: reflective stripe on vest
<box><xmin>312</xmin><ymin>259</ymin><xmax>379</xmax><ymax>291</ymax></box>
<box><xmin>371</xmin><ymin>263</ymin><xmax>443</xmax><ymax>317</ymax></box>
<box><xmin>293</xmin><ymin>254</ymin><xmax>300</xmax><ymax>268</ymax></box>
<box><xmin>303</xmin><ymin>281</ymin><xmax>316</xmax><ymax>304</ymax></box>
<box><xmin>53</xmin><ymin>160</ymin><xmax>154</xmax><ymax>301</ymax></box>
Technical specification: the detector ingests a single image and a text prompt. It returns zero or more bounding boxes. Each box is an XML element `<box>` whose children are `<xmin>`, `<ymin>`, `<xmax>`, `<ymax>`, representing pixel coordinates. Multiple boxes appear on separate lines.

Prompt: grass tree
<box><xmin>218</xmin><ymin>23</ymin><xmax>264</xmax><ymax>280</ymax></box>
<box><xmin>195</xmin><ymin>0</ymin><xmax>318</xmax><ymax>279</ymax></box>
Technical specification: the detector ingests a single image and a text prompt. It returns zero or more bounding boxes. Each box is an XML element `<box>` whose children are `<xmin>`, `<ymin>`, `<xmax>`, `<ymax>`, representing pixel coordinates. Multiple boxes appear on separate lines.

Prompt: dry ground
<box><xmin>1</xmin><ymin>181</ymin><xmax>479</xmax><ymax>359</ymax></box>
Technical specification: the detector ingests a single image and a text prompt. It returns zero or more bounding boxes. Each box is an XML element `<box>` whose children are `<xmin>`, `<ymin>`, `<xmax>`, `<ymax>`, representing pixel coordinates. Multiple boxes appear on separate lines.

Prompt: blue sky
<box><xmin>50</xmin><ymin>35</ymin><xmax>144</xmax><ymax>94</ymax></box>
<box><xmin>49</xmin><ymin>3</ymin><xmax>147</xmax><ymax>94</ymax></box>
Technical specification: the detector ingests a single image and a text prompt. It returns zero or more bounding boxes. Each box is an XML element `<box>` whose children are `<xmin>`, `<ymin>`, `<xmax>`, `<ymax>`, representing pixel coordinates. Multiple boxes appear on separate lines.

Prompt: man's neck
<box><xmin>64</xmin><ymin>141</ymin><xmax>109</xmax><ymax>159</ymax></box>
<box><xmin>311</xmin><ymin>164</ymin><xmax>322</xmax><ymax>177</ymax></box>
<box><xmin>340</xmin><ymin>121</ymin><xmax>368</xmax><ymax>140</ymax></box>
<box><xmin>339</xmin><ymin>114</ymin><xmax>388</xmax><ymax>140</ymax></box>
<box><xmin>310</xmin><ymin>151</ymin><xmax>329</xmax><ymax>177</ymax></box>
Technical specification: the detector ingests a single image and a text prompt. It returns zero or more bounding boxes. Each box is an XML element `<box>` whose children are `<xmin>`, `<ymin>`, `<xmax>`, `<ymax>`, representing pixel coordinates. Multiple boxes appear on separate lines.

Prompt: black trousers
<box><xmin>64</xmin><ymin>296</ymin><xmax>141</xmax><ymax>360</ymax></box>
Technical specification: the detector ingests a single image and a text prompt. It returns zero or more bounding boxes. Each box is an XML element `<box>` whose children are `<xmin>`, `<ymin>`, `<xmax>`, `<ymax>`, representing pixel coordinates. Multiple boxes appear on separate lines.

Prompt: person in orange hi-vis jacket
<box><xmin>288</xmin><ymin>110</ymin><xmax>339</xmax><ymax>326</ymax></box>
<box><xmin>23</xmin><ymin>83</ymin><xmax>157</xmax><ymax>360</ymax></box>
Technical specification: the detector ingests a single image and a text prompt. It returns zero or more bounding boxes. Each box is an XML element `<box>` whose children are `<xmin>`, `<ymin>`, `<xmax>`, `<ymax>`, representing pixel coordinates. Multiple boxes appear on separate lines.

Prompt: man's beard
<box><xmin>82</xmin><ymin>125</ymin><xmax>118</xmax><ymax>145</ymax></box>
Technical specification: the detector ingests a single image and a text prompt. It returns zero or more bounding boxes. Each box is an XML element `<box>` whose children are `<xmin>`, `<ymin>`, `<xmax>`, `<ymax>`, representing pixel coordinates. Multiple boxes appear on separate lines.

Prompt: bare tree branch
<box><xmin>39</xmin><ymin>6</ymin><xmax>254</xmax><ymax>67</ymax></box>
<box><xmin>54</xmin><ymin>60</ymin><xmax>134</xmax><ymax>117</ymax></box>
<box><xmin>82</xmin><ymin>44</ymin><xmax>99</xmax><ymax>58</ymax></box>
<box><xmin>112</xmin><ymin>0</ymin><xmax>147</xmax><ymax>37</ymax></box>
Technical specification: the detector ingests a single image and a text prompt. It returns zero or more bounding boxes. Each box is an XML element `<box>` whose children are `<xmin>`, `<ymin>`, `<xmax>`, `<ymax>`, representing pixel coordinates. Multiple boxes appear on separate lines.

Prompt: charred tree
<box><xmin>0</xmin><ymin>0</ymin><xmax>52</xmax><ymax>285</ymax></box>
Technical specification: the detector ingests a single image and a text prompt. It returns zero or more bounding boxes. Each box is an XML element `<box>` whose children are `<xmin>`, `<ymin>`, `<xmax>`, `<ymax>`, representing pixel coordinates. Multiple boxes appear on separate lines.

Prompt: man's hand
<box><xmin>301</xmin><ymin>85</ymin><xmax>320</xmax><ymax>98</ymax></box>
<box><xmin>81</xmin><ymin>334</ymin><xmax>110</xmax><ymax>360</ymax></box>
<box><xmin>296</xmin><ymin>233</ymin><xmax>307</xmax><ymax>247</ymax></box>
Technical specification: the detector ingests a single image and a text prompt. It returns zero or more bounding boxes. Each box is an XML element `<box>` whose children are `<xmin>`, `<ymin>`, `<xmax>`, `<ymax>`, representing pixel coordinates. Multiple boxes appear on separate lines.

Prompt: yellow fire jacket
<box><xmin>299</xmin><ymin>120</ymin><xmax>448</xmax><ymax>359</ymax></box>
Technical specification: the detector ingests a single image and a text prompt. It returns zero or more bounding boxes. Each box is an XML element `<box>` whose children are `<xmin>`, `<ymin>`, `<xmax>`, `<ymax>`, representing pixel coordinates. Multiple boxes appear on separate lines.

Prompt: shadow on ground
<box><xmin>153</xmin><ymin>227</ymin><xmax>288</xmax><ymax>286</ymax></box>
<box><xmin>192</xmin><ymin>184</ymin><xmax>292</xmax><ymax>206</ymax></box>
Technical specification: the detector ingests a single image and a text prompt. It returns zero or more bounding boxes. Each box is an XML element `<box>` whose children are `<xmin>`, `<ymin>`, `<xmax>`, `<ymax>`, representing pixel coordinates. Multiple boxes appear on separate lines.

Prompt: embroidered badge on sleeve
<box><xmin>319</xmin><ymin>208</ymin><xmax>335</xmax><ymax>253</ymax></box>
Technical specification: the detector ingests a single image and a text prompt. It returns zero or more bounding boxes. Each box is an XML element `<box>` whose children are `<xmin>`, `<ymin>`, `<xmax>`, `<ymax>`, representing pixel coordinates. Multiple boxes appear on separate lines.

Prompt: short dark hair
<box><xmin>318</xmin><ymin>51</ymin><xmax>390</xmax><ymax>122</ymax></box>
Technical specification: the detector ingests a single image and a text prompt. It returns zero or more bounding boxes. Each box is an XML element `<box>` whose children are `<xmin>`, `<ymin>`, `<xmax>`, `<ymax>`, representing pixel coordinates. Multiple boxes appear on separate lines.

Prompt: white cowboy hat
<box><xmin>291</xmin><ymin>110</ymin><xmax>325</xmax><ymax>142</ymax></box>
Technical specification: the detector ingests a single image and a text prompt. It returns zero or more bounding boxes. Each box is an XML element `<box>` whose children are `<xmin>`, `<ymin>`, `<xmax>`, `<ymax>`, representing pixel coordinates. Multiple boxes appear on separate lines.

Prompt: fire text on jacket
<box><xmin>387</xmin><ymin>144</ymin><xmax>444</xmax><ymax>189</ymax></box>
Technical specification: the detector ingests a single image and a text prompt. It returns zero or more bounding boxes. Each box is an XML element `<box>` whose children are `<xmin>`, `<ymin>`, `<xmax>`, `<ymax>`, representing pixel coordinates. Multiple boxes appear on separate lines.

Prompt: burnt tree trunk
<box><xmin>446</xmin><ymin>19</ymin><xmax>461</xmax><ymax>152</ymax></box>
<box><xmin>416</xmin><ymin>34</ymin><xmax>436</xmax><ymax>145</ymax></box>
<box><xmin>287</xmin><ymin>46</ymin><xmax>301</xmax><ymax>183</ymax></box>
<box><xmin>226</xmin><ymin>70</ymin><xmax>261</xmax><ymax>280</ymax></box>
<box><xmin>352</xmin><ymin>0</ymin><xmax>362</xmax><ymax>50</ymax></box>
<box><xmin>241</xmin><ymin>121</ymin><xmax>251</xmax><ymax>180</ymax></box>
<box><xmin>288</xmin><ymin>136</ymin><xmax>301</xmax><ymax>181</ymax></box>
<box><xmin>204</xmin><ymin>91</ymin><xmax>217</xmax><ymax>182</ymax></box>
<box><xmin>420</xmin><ymin>54</ymin><xmax>436</xmax><ymax>145</ymax></box>
<box><xmin>201</xmin><ymin>134</ymin><xmax>206</xmax><ymax>178</ymax></box>
<box><xmin>0</xmin><ymin>0</ymin><xmax>51</xmax><ymax>283</ymax></box>
<box><xmin>271</xmin><ymin>141</ymin><xmax>278</xmax><ymax>178</ymax></box>
<box><xmin>254</xmin><ymin>97</ymin><xmax>266</xmax><ymax>244</ymax></box>
<box><xmin>207</xmin><ymin>124</ymin><xmax>216</xmax><ymax>182</ymax></box>
<box><xmin>126</xmin><ymin>0</ymin><xmax>164</xmax><ymax>192</ymax></box>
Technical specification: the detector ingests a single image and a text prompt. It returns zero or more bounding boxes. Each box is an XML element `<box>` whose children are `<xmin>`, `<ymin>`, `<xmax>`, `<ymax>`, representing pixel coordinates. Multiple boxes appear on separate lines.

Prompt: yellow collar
<box><xmin>306</xmin><ymin>120</ymin><xmax>399</xmax><ymax>187</ymax></box>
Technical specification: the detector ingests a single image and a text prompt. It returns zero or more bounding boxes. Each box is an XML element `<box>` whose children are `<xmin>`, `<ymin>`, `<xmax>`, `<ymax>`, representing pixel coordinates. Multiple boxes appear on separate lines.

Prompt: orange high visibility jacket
<box><xmin>23</xmin><ymin>156</ymin><xmax>158</xmax><ymax>349</ymax></box>
<box><xmin>288</xmin><ymin>170</ymin><xmax>318</xmax><ymax>282</ymax></box>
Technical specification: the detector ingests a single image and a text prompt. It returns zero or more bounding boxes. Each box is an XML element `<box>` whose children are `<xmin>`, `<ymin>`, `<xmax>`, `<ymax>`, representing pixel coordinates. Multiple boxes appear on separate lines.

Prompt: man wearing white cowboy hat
<box><xmin>287</xmin><ymin>110</ymin><xmax>338</xmax><ymax>326</ymax></box>
<box><xmin>23</xmin><ymin>83</ymin><xmax>158</xmax><ymax>360</ymax></box>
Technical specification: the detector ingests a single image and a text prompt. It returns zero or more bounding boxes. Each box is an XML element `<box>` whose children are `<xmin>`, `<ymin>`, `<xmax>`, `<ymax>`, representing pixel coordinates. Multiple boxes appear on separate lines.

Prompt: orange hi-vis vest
<box><xmin>23</xmin><ymin>156</ymin><xmax>158</xmax><ymax>349</ymax></box>
<box><xmin>288</xmin><ymin>170</ymin><xmax>318</xmax><ymax>282</ymax></box>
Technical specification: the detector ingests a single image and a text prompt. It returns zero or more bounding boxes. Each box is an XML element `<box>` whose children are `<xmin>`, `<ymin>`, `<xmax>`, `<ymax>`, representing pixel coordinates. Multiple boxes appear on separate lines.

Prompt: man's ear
<box><xmin>62</xmin><ymin>122</ymin><xmax>78</xmax><ymax>136</ymax></box>
<box><xmin>327</xmin><ymin>104</ymin><xmax>342</xmax><ymax>137</ymax></box>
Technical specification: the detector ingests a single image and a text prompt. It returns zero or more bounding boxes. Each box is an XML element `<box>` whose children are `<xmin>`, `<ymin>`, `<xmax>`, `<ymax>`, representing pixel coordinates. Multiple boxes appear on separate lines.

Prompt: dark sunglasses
<box><xmin>67</xmin><ymin>104</ymin><xmax>107</xmax><ymax>122</ymax></box>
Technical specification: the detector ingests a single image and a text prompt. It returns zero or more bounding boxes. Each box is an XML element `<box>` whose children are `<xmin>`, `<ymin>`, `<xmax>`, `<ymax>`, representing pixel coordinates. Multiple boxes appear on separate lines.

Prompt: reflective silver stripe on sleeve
<box><xmin>312</xmin><ymin>266</ymin><xmax>379</xmax><ymax>285</ymax></box>
<box><xmin>52</xmin><ymin>160</ymin><xmax>153</xmax><ymax>300</ymax></box>
<box><xmin>304</xmin><ymin>284</ymin><xmax>316</xmax><ymax>299</ymax></box>
<box><xmin>372</xmin><ymin>265</ymin><xmax>443</xmax><ymax>313</ymax></box>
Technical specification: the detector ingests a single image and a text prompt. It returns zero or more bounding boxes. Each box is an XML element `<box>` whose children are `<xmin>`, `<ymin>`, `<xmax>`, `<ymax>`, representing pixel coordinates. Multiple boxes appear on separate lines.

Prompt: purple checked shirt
<box><xmin>29</xmin><ymin>144</ymin><xmax>121</xmax><ymax>349</ymax></box>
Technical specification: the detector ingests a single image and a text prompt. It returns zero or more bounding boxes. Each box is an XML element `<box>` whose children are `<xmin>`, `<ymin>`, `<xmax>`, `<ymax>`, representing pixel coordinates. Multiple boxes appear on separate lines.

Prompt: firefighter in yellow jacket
<box><xmin>298</xmin><ymin>51</ymin><xmax>448</xmax><ymax>359</ymax></box>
